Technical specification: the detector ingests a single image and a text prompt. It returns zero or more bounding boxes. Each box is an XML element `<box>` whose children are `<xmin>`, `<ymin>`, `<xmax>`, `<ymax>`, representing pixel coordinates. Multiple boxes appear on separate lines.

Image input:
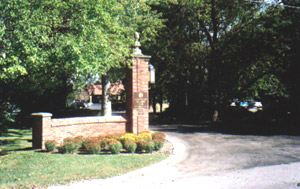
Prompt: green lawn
<box><xmin>0</xmin><ymin>128</ymin><xmax>32</xmax><ymax>151</ymax></box>
<box><xmin>0</xmin><ymin>129</ymin><xmax>168</xmax><ymax>189</ymax></box>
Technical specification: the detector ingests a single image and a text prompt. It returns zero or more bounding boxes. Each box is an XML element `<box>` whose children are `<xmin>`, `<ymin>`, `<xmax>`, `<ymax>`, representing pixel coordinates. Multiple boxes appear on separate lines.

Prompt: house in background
<box><xmin>86</xmin><ymin>81</ymin><xmax>125</xmax><ymax>104</ymax></box>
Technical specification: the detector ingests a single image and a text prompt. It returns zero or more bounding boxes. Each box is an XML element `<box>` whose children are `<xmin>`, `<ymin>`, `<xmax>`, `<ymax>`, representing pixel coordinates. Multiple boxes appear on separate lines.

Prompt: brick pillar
<box><xmin>126</xmin><ymin>54</ymin><xmax>151</xmax><ymax>134</ymax></box>
<box><xmin>31</xmin><ymin>112</ymin><xmax>52</xmax><ymax>149</ymax></box>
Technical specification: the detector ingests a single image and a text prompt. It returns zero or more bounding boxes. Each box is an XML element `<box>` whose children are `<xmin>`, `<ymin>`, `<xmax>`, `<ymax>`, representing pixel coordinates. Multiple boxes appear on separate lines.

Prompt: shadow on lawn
<box><xmin>9</xmin><ymin>147</ymin><xmax>33</xmax><ymax>151</ymax></box>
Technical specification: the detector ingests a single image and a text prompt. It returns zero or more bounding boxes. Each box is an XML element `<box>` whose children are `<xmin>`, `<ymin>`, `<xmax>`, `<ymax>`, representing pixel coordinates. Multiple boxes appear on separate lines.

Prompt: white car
<box><xmin>254</xmin><ymin>101</ymin><xmax>263</xmax><ymax>107</ymax></box>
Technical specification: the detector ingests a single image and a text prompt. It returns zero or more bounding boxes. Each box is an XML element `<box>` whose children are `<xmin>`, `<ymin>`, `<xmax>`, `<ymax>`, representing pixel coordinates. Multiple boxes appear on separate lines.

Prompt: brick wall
<box><xmin>32</xmin><ymin>113</ymin><xmax>126</xmax><ymax>149</ymax></box>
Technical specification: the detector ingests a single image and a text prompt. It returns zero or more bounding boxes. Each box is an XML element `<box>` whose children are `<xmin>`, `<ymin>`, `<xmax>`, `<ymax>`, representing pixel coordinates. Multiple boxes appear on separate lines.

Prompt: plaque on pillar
<box><xmin>133</xmin><ymin>92</ymin><xmax>148</xmax><ymax>108</ymax></box>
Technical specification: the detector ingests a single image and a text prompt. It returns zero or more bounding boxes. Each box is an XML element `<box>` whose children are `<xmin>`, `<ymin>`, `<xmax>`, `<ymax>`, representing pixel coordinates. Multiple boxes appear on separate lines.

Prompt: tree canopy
<box><xmin>0</xmin><ymin>0</ymin><xmax>163</xmax><ymax>116</ymax></box>
<box><xmin>148</xmin><ymin>0</ymin><xmax>299</xmax><ymax>123</ymax></box>
<box><xmin>0</xmin><ymin>0</ymin><xmax>298</xmax><ymax>132</ymax></box>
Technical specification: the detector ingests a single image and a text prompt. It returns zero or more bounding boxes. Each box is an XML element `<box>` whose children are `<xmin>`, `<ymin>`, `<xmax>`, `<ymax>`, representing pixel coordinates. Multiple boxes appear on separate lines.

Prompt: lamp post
<box><xmin>0</xmin><ymin>52</ymin><xmax>5</xmax><ymax>59</ymax></box>
<box><xmin>149</xmin><ymin>64</ymin><xmax>155</xmax><ymax>84</ymax></box>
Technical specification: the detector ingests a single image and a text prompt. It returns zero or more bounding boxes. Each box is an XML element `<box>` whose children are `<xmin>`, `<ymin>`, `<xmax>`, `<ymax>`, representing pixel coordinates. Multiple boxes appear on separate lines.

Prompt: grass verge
<box><xmin>0</xmin><ymin>128</ymin><xmax>32</xmax><ymax>151</ymax></box>
<box><xmin>0</xmin><ymin>129</ymin><xmax>169</xmax><ymax>188</ymax></box>
<box><xmin>0</xmin><ymin>151</ymin><xmax>167</xmax><ymax>189</ymax></box>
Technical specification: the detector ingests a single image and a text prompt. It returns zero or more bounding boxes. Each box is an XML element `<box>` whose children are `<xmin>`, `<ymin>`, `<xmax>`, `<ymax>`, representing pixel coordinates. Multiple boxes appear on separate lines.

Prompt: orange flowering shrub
<box><xmin>55</xmin><ymin>131</ymin><xmax>166</xmax><ymax>154</ymax></box>
<box><xmin>152</xmin><ymin>132</ymin><xmax>166</xmax><ymax>140</ymax></box>
<box><xmin>104</xmin><ymin>133</ymin><xmax>123</xmax><ymax>141</ymax></box>
<box><xmin>82</xmin><ymin>137</ymin><xmax>101</xmax><ymax>151</ymax></box>
<box><xmin>140</xmin><ymin>131</ymin><xmax>151</xmax><ymax>134</ymax></box>
<box><xmin>85</xmin><ymin>141</ymin><xmax>101</xmax><ymax>154</ymax></box>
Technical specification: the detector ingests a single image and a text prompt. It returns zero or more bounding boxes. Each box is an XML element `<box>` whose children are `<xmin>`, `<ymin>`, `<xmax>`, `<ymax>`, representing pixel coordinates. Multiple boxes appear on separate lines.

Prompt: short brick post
<box><xmin>31</xmin><ymin>112</ymin><xmax>52</xmax><ymax>149</ymax></box>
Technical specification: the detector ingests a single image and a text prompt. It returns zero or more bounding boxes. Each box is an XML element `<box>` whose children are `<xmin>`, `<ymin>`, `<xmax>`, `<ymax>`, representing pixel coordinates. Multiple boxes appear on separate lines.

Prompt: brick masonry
<box><xmin>126</xmin><ymin>55</ymin><xmax>151</xmax><ymax>134</ymax></box>
<box><xmin>32</xmin><ymin>113</ymin><xmax>126</xmax><ymax>149</ymax></box>
<box><xmin>31</xmin><ymin>55</ymin><xmax>151</xmax><ymax>149</ymax></box>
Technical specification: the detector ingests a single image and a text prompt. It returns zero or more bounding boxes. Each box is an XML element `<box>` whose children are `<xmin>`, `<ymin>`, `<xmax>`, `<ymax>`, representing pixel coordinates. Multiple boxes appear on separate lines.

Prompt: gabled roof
<box><xmin>87</xmin><ymin>81</ymin><xmax>125</xmax><ymax>95</ymax></box>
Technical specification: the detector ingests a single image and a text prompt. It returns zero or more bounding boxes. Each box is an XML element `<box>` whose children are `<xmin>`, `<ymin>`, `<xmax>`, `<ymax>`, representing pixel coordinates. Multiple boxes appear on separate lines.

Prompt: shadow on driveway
<box><xmin>150</xmin><ymin>124</ymin><xmax>300</xmax><ymax>176</ymax></box>
<box><xmin>150</xmin><ymin>122</ymin><xmax>300</xmax><ymax>136</ymax></box>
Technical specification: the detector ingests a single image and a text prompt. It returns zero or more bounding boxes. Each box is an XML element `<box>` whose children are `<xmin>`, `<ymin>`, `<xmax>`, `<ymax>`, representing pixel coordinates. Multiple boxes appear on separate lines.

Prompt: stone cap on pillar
<box><xmin>31</xmin><ymin>112</ymin><xmax>53</xmax><ymax>117</ymax></box>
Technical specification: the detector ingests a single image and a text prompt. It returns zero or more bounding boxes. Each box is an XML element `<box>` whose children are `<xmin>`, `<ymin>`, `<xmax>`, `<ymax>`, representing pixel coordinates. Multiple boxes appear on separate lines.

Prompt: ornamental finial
<box><xmin>133</xmin><ymin>32</ymin><xmax>142</xmax><ymax>55</ymax></box>
<box><xmin>135</xmin><ymin>32</ymin><xmax>140</xmax><ymax>41</ymax></box>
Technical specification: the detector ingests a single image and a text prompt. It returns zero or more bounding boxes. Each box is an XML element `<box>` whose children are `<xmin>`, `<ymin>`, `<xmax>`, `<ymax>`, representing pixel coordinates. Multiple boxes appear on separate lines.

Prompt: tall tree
<box><xmin>149</xmin><ymin>0</ymin><xmax>298</xmax><ymax>122</ymax></box>
<box><xmin>0</xmin><ymin>0</ymin><xmax>163</xmax><ymax>116</ymax></box>
<box><xmin>149</xmin><ymin>0</ymin><xmax>265</xmax><ymax>121</ymax></box>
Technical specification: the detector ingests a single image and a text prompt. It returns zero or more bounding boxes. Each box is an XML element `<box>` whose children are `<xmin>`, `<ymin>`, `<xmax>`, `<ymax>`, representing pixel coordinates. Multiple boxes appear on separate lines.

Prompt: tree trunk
<box><xmin>159</xmin><ymin>93</ymin><xmax>163</xmax><ymax>113</ymax></box>
<box><xmin>101</xmin><ymin>75</ymin><xmax>112</xmax><ymax>116</ymax></box>
<box><xmin>211</xmin><ymin>94</ymin><xmax>219</xmax><ymax>122</ymax></box>
<box><xmin>212</xmin><ymin>110</ymin><xmax>218</xmax><ymax>122</ymax></box>
<box><xmin>152</xmin><ymin>94</ymin><xmax>157</xmax><ymax>114</ymax></box>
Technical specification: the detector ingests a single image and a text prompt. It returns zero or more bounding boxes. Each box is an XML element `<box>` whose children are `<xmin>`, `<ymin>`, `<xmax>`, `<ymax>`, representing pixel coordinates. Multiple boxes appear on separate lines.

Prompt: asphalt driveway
<box><xmin>52</xmin><ymin>124</ymin><xmax>300</xmax><ymax>189</ymax></box>
<box><xmin>152</xmin><ymin>124</ymin><xmax>300</xmax><ymax>175</ymax></box>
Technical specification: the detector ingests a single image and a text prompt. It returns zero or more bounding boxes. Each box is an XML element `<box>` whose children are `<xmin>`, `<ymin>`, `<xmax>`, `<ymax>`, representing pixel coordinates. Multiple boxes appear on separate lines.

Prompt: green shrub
<box><xmin>144</xmin><ymin>141</ymin><xmax>155</xmax><ymax>153</ymax></box>
<box><xmin>108</xmin><ymin>139</ymin><xmax>122</xmax><ymax>154</ymax></box>
<box><xmin>57</xmin><ymin>146</ymin><xmax>65</xmax><ymax>154</ymax></box>
<box><xmin>74</xmin><ymin>136</ymin><xmax>84</xmax><ymax>148</ymax></box>
<box><xmin>58</xmin><ymin>138</ymin><xmax>81</xmax><ymax>154</ymax></box>
<box><xmin>123</xmin><ymin>140</ymin><xmax>137</xmax><ymax>153</ymax></box>
<box><xmin>0</xmin><ymin>102</ymin><xmax>15</xmax><ymax>136</ymax></box>
<box><xmin>0</xmin><ymin>148</ymin><xmax>7</xmax><ymax>155</ymax></box>
<box><xmin>135</xmin><ymin>139</ymin><xmax>147</xmax><ymax>153</ymax></box>
<box><xmin>63</xmin><ymin>137</ymin><xmax>82</xmax><ymax>148</ymax></box>
<box><xmin>153</xmin><ymin>138</ymin><xmax>164</xmax><ymax>151</ymax></box>
<box><xmin>58</xmin><ymin>142</ymin><xmax>78</xmax><ymax>154</ymax></box>
<box><xmin>62</xmin><ymin>137</ymin><xmax>73</xmax><ymax>143</ymax></box>
<box><xmin>86</xmin><ymin>141</ymin><xmax>101</xmax><ymax>154</ymax></box>
<box><xmin>45</xmin><ymin>140</ymin><xmax>57</xmax><ymax>152</ymax></box>
<box><xmin>81</xmin><ymin>138</ymin><xmax>91</xmax><ymax>151</ymax></box>
<box><xmin>100</xmin><ymin>138</ymin><xmax>111</xmax><ymax>150</ymax></box>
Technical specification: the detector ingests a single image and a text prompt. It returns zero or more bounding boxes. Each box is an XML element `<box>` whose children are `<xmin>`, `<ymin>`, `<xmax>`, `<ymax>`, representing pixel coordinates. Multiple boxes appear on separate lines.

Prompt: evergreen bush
<box><xmin>123</xmin><ymin>140</ymin><xmax>137</xmax><ymax>153</ymax></box>
<box><xmin>45</xmin><ymin>140</ymin><xmax>57</xmax><ymax>152</ymax></box>
<box><xmin>108</xmin><ymin>139</ymin><xmax>122</xmax><ymax>154</ymax></box>
<box><xmin>58</xmin><ymin>138</ymin><xmax>81</xmax><ymax>154</ymax></box>
<box><xmin>136</xmin><ymin>139</ymin><xmax>147</xmax><ymax>153</ymax></box>
<box><xmin>153</xmin><ymin>138</ymin><xmax>164</xmax><ymax>151</ymax></box>
<box><xmin>144</xmin><ymin>141</ymin><xmax>155</xmax><ymax>153</ymax></box>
